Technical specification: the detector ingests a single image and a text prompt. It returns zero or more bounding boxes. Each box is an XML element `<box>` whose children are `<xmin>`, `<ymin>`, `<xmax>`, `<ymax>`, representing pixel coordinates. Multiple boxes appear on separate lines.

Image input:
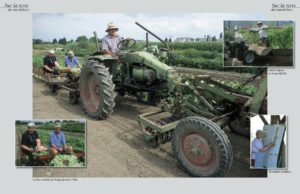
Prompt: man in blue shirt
<box><xmin>49</xmin><ymin>123</ymin><xmax>73</xmax><ymax>155</ymax></box>
<box><xmin>251</xmin><ymin>130</ymin><xmax>274</xmax><ymax>167</ymax></box>
<box><xmin>64</xmin><ymin>50</ymin><xmax>81</xmax><ymax>69</ymax></box>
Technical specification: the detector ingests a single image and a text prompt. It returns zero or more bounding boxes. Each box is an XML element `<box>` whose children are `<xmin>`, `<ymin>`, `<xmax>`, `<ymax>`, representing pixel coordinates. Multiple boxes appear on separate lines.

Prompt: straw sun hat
<box><xmin>105</xmin><ymin>22</ymin><xmax>119</xmax><ymax>32</ymax></box>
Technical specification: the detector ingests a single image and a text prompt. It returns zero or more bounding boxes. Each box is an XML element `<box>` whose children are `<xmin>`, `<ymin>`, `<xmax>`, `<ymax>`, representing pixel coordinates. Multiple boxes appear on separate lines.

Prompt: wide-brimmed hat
<box><xmin>54</xmin><ymin>123</ymin><xmax>62</xmax><ymax>128</ymax></box>
<box><xmin>27</xmin><ymin>122</ymin><xmax>35</xmax><ymax>128</ymax></box>
<box><xmin>105</xmin><ymin>22</ymin><xmax>119</xmax><ymax>32</ymax></box>
<box><xmin>257</xmin><ymin>21</ymin><xmax>263</xmax><ymax>25</ymax></box>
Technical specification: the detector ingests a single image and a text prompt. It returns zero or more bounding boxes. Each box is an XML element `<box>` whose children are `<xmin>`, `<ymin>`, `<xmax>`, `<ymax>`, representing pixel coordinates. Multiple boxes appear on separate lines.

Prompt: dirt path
<box><xmin>32</xmin><ymin>79</ymin><xmax>265</xmax><ymax>177</ymax></box>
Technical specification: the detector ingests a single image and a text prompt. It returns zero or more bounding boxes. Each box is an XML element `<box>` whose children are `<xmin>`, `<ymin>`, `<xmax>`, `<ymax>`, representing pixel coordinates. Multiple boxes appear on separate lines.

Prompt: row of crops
<box><xmin>16</xmin><ymin>121</ymin><xmax>85</xmax><ymax>133</ymax></box>
<box><xmin>35</xmin><ymin>123</ymin><xmax>85</xmax><ymax>133</ymax></box>
<box><xmin>225</xmin><ymin>25</ymin><xmax>293</xmax><ymax>48</ymax></box>
<box><xmin>33</xmin><ymin>40</ymin><xmax>263</xmax><ymax>74</ymax></box>
<box><xmin>33</xmin><ymin>41</ymin><xmax>223</xmax><ymax>70</ymax></box>
<box><xmin>152</xmin><ymin>42</ymin><xmax>223</xmax><ymax>69</ymax></box>
<box><xmin>17</xmin><ymin>126</ymin><xmax>85</xmax><ymax>151</ymax></box>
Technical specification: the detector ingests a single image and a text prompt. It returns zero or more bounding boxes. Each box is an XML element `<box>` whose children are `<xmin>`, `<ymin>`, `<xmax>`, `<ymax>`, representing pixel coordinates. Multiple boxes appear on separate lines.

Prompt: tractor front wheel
<box><xmin>172</xmin><ymin>117</ymin><xmax>233</xmax><ymax>177</ymax></box>
<box><xmin>79</xmin><ymin>60</ymin><xmax>116</xmax><ymax>119</ymax></box>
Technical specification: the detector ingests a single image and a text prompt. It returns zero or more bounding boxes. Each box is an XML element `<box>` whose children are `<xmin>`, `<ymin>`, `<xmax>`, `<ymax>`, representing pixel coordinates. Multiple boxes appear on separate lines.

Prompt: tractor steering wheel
<box><xmin>117</xmin><ymin>38</ymin><xmax>136</xmax><ymax>50</ymax></box>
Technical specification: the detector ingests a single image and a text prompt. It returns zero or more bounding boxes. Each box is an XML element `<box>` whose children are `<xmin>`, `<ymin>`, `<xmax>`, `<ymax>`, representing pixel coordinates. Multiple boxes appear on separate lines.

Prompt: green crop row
<box><xmin>172</xmin><ymin>55</ymin><xmax>222</xmax><ymax>69</ymax></box>
<box><xmin>173</xmin><ymin>48</ymin><xmax>220</xmax><ymax>59</ymax></box>
<box><xmin>33</xmin><ymin>42</ymin><xmax>96</xmax><ymax>57</ymax></box>
<box><xmin>238</xmin><ymin>25</ymin><xmax>293</xmax><ymax>48</ymax></box>
<box><xmin>33</xmin><ymin>41</ymin><xmax>262</xmax><ymax>73</ymax></box>
<box><xmin>169</xmin><ymin>42</ymin><xmax>223</xmax><ymax>52</ymax></box>
<box><xmin>36</xmin><ymin>123</ymin><xmax>85</xmax><ymax>134</ymax></box>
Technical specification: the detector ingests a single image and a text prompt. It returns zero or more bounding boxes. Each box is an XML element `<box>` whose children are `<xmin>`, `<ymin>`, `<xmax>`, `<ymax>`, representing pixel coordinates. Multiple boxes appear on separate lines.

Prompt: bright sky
<box><xmin>33</xmin><ymin>13</ymin><xmax>264</xmax><ymax>41</ymax></box>
<box><xmin>250</xmin><ymin>115</ymin><xmax>287</xmax><ymax>142</ymax></box>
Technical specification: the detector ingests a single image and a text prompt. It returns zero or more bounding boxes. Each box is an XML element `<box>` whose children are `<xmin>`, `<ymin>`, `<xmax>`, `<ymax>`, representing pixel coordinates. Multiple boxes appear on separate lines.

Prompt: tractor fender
<box><xmin>87</xmin><ymin>55</ymin><xmax>117</xmax><ymax>63</ymax></box>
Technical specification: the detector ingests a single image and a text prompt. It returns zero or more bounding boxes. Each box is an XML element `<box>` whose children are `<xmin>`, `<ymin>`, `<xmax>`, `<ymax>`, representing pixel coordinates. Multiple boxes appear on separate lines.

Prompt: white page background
<box><xmin>0</xmin><ymin>0</ymin><xmax>298</xmax><ymax>193</ymax></box>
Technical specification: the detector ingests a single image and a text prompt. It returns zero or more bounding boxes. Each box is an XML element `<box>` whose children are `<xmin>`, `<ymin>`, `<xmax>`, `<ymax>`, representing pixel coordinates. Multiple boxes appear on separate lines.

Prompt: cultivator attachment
<box><xmin>138</xmin><ymin>69</ymin><xmax>267</xmax><ymax>177</ymax></box>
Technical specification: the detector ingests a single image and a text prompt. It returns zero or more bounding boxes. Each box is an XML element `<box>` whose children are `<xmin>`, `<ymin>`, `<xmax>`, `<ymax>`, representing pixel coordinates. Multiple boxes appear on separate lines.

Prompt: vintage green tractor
<box><xmin>75</xmin><ymin>22</ymin><xmax>267</xmax><ymax>177</ymax></box>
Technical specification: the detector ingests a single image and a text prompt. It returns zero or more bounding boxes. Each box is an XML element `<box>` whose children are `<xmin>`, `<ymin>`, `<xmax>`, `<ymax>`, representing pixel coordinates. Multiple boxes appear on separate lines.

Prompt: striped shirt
<box><xmin>101</xmin><ymin>34</ymin><xmax>122</xmax><ymax>55</ymax></box>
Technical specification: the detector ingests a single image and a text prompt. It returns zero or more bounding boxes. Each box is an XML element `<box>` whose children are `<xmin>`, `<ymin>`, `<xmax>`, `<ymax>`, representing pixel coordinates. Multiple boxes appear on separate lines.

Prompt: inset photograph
<box><xmin>224</xmin><ymin>20</ymin><xmax>294</xmax><ymax>67</ymax></box>
<box><xmin>250</xmin><ymin>115</ymin><xmax>287</xmax><ymax>169</ymax></box>
<box><xmin>15</xmin><ymin>119</ymin><xmax>86</xmax><ymax>167</ymax></box>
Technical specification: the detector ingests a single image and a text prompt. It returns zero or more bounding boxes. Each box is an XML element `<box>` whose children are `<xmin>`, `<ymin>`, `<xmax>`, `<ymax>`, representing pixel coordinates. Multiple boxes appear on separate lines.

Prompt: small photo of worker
<box><xmin>15</xmin><ymin>119</ymin><xmax>86</xmax><ymax>167</ymax></box>
<box><xmin>223</xmin><ymin>20</ymin><xmax>294</xmax><ymax>67</ymax></box>
<box><xmin>250</xmin><ymin>115</ymin><xmax>287</xmax><ymax>169</ymax></box>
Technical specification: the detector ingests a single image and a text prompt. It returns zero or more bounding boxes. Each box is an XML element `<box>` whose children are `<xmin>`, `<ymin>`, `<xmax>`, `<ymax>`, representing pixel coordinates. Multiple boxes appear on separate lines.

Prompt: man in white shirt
<box><xmin>101</xmin><ymin>22</ymin><xmax>123</xmax><ymax>56</ymax></box>
<box><xmin>256</xmin><ymin>21</ymin><xmax>268</xmax><ymax>46</ymax></box>
<box><xmin>251</xmin><ymin>130</ymin><xmax>274</xmax><ymax>167</ymax></box>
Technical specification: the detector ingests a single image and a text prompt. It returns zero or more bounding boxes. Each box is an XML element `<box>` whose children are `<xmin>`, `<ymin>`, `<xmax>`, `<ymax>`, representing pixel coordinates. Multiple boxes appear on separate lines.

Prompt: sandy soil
<box><xmin>32</xmin><ymin>79</ymin><xmax>266</xmax><ymax>177</ymax></box>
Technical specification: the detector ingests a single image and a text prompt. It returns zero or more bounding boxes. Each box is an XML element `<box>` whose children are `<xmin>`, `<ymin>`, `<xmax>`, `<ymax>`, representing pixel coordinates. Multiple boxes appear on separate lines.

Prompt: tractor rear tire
<box><xmin>243</xmin><ymin>51</ymin><xmax>256</xmax><ymax>64</ymax></box>
<box><xmin>172</xmin><ymin>116</ymin><xmax>233</xmax><ymax>177</ymax></box>
<box><xmin>79</xmin><ymin>60</ymin><xmax>116</xmax><ymax>119</ymax></box>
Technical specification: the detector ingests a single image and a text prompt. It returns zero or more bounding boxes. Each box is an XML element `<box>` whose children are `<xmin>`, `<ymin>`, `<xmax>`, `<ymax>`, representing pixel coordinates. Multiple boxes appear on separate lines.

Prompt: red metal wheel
<box><xmin>181</xmin><ymin>132</ymin><xmax>216</xmax><ymax>171</ymax></box>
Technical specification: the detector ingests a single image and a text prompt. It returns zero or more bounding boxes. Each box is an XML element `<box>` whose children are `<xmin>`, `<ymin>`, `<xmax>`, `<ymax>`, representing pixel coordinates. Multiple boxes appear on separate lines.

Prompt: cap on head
<box><xmin>27</xmin><ymin>122</ymin><xmax>35</xmax><ymax>128</ymax></box>
<box><xmin>257</xmin><ymin>21</ymin><xmax>263</xmax><ymax>25</ymax></box>
<box><xmin>49</xmin><ymin>49</ymin><xmax>55</xmax><ymax>55</ymax></box>
<box><xmin>54</xmin><ymin>122</ymin><xmax>62</xmax><ymax>128</ymax></box>
<box><xmin>67</xmin><ymin>50</ymin><xmax>74</xmax><ymax>57</ymax></box>
<box><xmin>105</xmin><ymin>22</ymin><xmax>119</xmax><ymax>32</ymax></box>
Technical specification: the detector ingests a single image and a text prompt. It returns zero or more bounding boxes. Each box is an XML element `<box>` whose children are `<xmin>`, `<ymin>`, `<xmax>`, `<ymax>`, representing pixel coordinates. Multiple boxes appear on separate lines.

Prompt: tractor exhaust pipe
<box><xmin>135</xmin><ymin>21</ymin><xmax>169</xmax><ymax>51</ymax></box>
<box><xmin>146</xmin><ymin>32</ymin><xmax>149</xmax><ymax>49</ymax></box>
<box><xmin>93</xmin><ymin>31</ymin><xmax>100</xmax><ymax>52</ymax></box>
<box><xmin>135</xmin><ymin>21</ymin><xmax>171</xmax><ymax>65</ymax></box>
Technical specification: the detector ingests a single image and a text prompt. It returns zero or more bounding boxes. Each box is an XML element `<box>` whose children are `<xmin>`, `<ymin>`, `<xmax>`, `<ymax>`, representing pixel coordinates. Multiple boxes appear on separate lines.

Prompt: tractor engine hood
<box><xmin>122</xmin><ymin>51</ymin><xmax>173</xmax><ymax>80</ymax></box>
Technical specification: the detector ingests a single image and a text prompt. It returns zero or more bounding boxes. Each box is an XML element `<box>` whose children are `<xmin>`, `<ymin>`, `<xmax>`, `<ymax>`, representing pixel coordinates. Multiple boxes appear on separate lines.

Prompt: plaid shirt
<box><xmin>101</xmin><ymin>34</ymin><xmax>122</xmax><ymax>55</ymax></box>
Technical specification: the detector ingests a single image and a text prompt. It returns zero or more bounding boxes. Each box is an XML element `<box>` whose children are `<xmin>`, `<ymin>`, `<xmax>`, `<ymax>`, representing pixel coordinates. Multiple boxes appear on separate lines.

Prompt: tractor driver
<box><xmin>43</xmin><ymin>49</ymin><xmax>60</xmax><ymax>73</ymax></box>
<box><xmin>102</xmin><ymin>22</ymin><xmax>122</xmax><ymax>56</ymax></box>
<box><xmin>102</xmin><ymin>22</ymin><xmax>130</xmax><ymax>56</ymax></box>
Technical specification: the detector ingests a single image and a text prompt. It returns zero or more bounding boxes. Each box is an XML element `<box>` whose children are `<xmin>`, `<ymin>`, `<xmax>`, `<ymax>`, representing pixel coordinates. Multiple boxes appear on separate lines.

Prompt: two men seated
<box><xmin>43</xmin><ymin>50</ymin><xmax>81</xmax><ymax>73</ymax></box>
<box><xmin>20</xmin><ymin>122</ymin><xmax>73</xmax><ymax>159</ymax></box>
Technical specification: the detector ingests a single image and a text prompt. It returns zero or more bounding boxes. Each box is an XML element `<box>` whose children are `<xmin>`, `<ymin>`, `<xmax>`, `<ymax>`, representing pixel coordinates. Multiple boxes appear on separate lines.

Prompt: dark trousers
<box><xmin>251</xmin><ymin>159</ymin><xmax>255</xmax><ymax>167</ymax></box>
